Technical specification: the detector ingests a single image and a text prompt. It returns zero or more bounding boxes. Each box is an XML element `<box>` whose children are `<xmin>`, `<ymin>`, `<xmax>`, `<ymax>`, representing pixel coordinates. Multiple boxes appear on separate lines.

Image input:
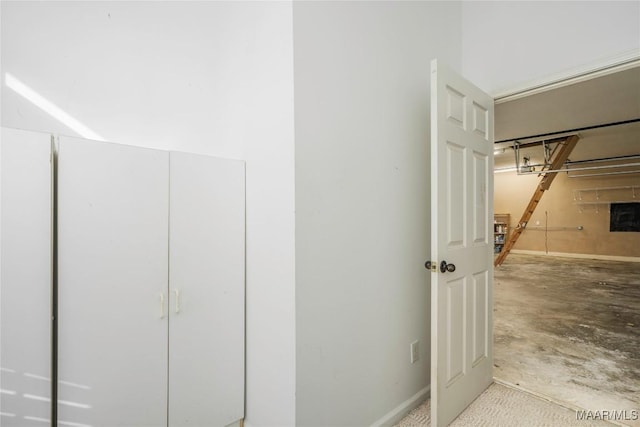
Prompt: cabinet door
<box><xmin>57</xmin><ymin>137</ymin><xmax>169</xmax><ymax>427</ymax></box>
<box><xmin>168</xmin><ymin>152</ymin><xmax>245</xmax><ymax>426</ymax></box>
<box><xmin>1</xmin><ymin>128</ymin><xmax>52</xmax><ymax>425</ymax></box>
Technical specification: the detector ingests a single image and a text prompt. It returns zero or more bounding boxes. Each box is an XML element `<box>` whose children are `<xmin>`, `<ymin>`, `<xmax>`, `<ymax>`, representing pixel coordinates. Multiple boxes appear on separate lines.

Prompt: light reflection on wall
<box><xmin>22</xmin><ymin>373</ymin><xmax>92</xmax><ymax>391</ymax></box>
<box><xmin>1</xmin><ymin>366</ymin><xmax>93</xmax><ymax>427</ymax></box>
<box><xmin>4</xmin><ymin>73</ymin><xmax>106</xmax><ymax>142</ymax></box>
<box><xmin>23</xmin><ymin>415</ymin><xmax>93</xmax><ymax>427</ymax></box>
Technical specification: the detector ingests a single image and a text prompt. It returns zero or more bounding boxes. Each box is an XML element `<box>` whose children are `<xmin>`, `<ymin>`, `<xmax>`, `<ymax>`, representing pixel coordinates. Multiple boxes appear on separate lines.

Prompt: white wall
<box><xmin>0</xmin><ymin>2</ymin><xmax>295</xmax><ymax>425</ymax></box>
<box><xmin>462</xmin><ymin>1</ymin><xmax>640</xmax><ymax>95</ymax></box>
<box><xmin>293</xmin><ymin>2</ymin><xmax>462</xmax><ymax>425</ymax></box>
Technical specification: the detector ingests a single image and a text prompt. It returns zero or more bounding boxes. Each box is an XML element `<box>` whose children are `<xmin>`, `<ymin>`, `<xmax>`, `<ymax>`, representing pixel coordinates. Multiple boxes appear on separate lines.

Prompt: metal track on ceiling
<box><xmin>495</xmin><ymin>118</ymin><xmax>640</xmax><ymax>146</ymax></box>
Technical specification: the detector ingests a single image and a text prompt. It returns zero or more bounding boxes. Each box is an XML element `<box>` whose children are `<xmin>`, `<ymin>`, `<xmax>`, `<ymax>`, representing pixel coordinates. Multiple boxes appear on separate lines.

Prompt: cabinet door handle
<box><xmin>174</xmin><ymin>289</ymin><xmax>181</xmax><ymax>314</ymax></box>
<box><xmin>160</xmin><ymin>293</ymin><xmax>166</xmax><ymax>319</ymax></box>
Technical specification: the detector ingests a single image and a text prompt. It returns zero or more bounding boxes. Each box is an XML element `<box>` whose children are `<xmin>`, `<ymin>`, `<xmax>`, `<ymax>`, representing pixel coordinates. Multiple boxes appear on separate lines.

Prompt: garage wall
<box><xmin>494</xmin><ymin>169</ymin><xmax>640</xmax><ymax>260</ymax></box>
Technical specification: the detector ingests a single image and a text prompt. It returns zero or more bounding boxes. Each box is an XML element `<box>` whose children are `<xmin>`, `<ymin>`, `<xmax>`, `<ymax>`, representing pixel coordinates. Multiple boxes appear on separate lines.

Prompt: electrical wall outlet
<box><xmin>410</xmin><ymin>340</ymin><xmax>419</xmax><ymax>364</ymax></box>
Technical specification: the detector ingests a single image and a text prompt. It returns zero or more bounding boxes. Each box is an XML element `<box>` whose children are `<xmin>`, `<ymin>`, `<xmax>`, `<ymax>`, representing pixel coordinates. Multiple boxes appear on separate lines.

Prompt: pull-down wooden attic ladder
<box><xmin>494</xmin><ymin>135</ymin><xmax>579</xmax><ymax>267</ymax></box>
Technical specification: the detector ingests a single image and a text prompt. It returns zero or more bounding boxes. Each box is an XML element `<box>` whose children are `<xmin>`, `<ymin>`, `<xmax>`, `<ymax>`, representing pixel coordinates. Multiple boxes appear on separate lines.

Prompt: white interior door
<box><xmin>57</xmin><ymin>137</ymin><xmax>169</xmax><ymax>426</ymax></box>
<box><xmin>430</xmin><ymin>59</ymin><xmax>494</xmax><ymax>427</ymax></box>
<box><xmin>168</xmin><ymin>152</ymin><xmax>245</xmax><ymax>426</ymax></box>
<box><xmin>0</xmin><ymin>128</ymin><xmax>52</xmax><ymax>425</ymax></box>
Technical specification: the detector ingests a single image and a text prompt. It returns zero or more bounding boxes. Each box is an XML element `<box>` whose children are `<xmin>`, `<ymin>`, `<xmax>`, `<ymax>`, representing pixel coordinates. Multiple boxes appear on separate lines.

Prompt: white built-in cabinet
<box><xmin>1</xmin><ymin>129</ymin><xmax>245</xmax><ymax>427</ymax></box>
<box><xmin>57</xmin><ymin>136</ymin><xmax>245</xmax><ymax>427</ymax></box>
<box><xmin>0</xmin><ymin>128</ymin><xmax>53</xmax><ymax>425</ymax></box>
<box><xmin>57</xmin><ymin>137</ymin><xmax>171</xmax><ymax>426</ymax></box>
<box><xmin>167</xmin><ymin>151</ymin><xmax>245</xmax><ymax>426</ymax></box>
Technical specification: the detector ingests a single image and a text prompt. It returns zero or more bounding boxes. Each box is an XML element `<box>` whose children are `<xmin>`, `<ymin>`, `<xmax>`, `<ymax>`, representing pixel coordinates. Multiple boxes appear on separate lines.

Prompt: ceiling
<box><xmin>494</xmin><ymin>66</ymin><xmax>640</xmax><ymax>170</ymax></box>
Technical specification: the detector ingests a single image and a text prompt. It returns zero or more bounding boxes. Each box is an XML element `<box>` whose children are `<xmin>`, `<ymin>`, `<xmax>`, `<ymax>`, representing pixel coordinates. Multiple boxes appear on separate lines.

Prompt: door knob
<box><xmin>440</xmin><ymin>260</ymin><xmax>456</xmax><ymax>273</ymax></box>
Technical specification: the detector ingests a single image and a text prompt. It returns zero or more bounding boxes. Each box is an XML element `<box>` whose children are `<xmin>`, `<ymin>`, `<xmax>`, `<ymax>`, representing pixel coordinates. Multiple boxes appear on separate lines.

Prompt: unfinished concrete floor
<box><xmin>494</xmin><ymin>253</ymin><xmax>640</xmax><ymax>426</ymax></box>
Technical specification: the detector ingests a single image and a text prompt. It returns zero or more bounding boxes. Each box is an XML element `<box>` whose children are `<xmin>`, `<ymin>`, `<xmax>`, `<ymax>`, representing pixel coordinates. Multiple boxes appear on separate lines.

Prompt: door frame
<box><xmin>493</xmin><ymin>52</ymin><xmax>639</xmax><ymax>103</ymax></box>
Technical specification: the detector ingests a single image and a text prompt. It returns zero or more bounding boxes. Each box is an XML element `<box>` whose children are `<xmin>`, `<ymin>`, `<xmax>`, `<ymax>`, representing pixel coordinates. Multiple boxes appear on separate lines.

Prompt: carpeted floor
<box><xmin>395</xmin><ymin>382</ymin><xmax>615</xmax><ymax>426</ymax></box>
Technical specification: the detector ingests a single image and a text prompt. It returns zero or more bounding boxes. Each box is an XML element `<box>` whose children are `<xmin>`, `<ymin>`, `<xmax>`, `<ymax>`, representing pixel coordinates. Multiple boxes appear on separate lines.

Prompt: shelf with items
<box><xmin>493</xmin><ymin>213</ymin><xmax>510</xmax><ymax>254</ymax></box>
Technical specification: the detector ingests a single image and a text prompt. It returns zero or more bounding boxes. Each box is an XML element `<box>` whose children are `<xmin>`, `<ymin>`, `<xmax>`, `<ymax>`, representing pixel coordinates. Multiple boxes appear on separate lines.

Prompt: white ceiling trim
<box><xmin>493</xmin><ymin>50</ymin><xmax>640</xmax><ymax>104</ymax></box>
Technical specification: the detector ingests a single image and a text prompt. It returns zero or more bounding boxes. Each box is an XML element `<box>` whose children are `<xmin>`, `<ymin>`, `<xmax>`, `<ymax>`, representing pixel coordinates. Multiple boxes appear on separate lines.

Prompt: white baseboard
<box><xmin>370</xmin><ymin>385</ymin><xmax>430</xmax><ymax>427</ymax></box>
<box><xmin>510</xmin><ymin>249</ymin><xmax>640</xmax><ymax>263</ymax></box>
